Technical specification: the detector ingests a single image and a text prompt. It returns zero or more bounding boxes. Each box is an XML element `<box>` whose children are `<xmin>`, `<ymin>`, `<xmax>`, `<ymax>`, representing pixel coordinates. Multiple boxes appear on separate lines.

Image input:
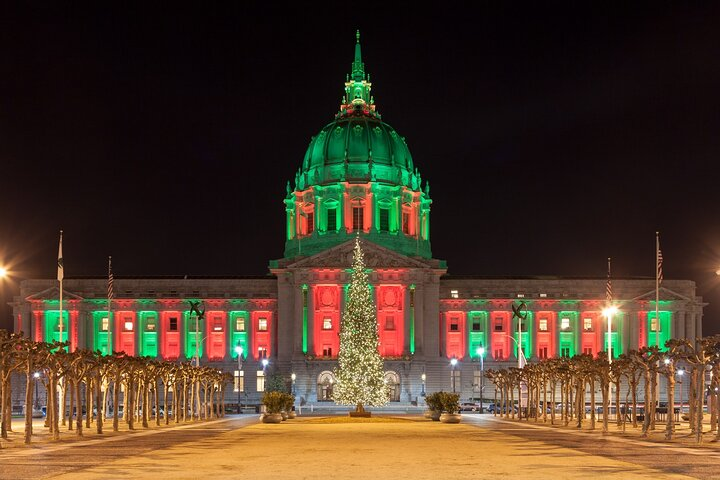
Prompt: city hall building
<box><xmin>11</xmin><ymin>34</ymin><xmax>704</xmax><ymax>406</ymax></box>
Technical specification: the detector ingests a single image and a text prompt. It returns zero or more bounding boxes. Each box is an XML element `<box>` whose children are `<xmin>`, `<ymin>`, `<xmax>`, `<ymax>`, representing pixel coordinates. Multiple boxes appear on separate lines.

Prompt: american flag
<box><xmin>57</xmin><ymin>231</ymin><xmax>64</xmax><ymax>282</ymax></box>
<box><xmin>606</xmin><ymin>257</ymin><xmax>612</xmax><ymax>304</ymax></box>
<box><xmin>657</xmin><ymin>239</ymin><xmax>664</xmax><ymax>286</ymax></box>
<box><xmin>107</xmin><ymin>256</ymin><xmax>115</xmax><ymax>301</ymax></box>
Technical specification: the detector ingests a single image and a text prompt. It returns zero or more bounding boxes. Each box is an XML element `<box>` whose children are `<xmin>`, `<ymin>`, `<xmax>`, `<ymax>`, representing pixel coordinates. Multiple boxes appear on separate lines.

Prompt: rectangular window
<box><xmin>306</xmin><ymin>211</ymin><xmax>314</xmax><ymax>234</ymax></box>
<box><xmin>101</xmin><ymin>317</ymin><xmax>109</xmax><ymax>332</ymax></box>
<box><xmin>449</xmin><ymin>318</ymin><xmax>459</xmax><ymax>331</ymax></box>
<box><xmin>494</xmin><ymin>348</ymin><xmax>504</xmax><ymax>360</ymax></box>
<box><xmin>650</xmin><ymin>318</ymin><xmax>660</xmax><ymax>332</ymax></box>
<box><xmin>561</xmin><ymin>347</ymin><xmax>571</xmax><ymax>358</ymax></box>
<box><xmin>124</xmin><ymin>320</ymin><xmax>133</xmax><ymax>331</ymax></box>
<box><xmin>472</xmin><ymin>320</ymin><xmax>481</xmax><ymax>332</ymax></box>
<box><xmin>538</xmin><ymin>346</ymin><xmax>548</xmax><ymax>359</ymax></box>
<box><xmin>256</xmin><ymin>371</ymin><xmax>265</xmax><ymax>392</ymax></box>
<box><xmin>379</xmin><ymin>208</ymin><xmax>389</xmax><ymax>231</ymax></box>
<box><xmin>234</xmin><ymin>370</ymin><xmax>244</xmax><ymax>393</ymax></box>
<box><xmin>326</xmin><ymin>208</ymin><xmax>337</xmax><ymax>231</ymax></box>
<box><xmin>146</xmin><ymin>320</ymin><xmax>156</xmax><ymax>331</ymax></box>
<box><xmin>236</xmin><ymin>317</ymin><xmax>246</xmax><ymax>331</ymax></box>
<box><xmin>322</xmin><ymin>317</ymin><xmax>332</xmax><ymax>330</ymax></box>
<box><xmin>561</xmin><ymin>318</ymin><xmax>570</xmax><ymax>331</ymax></box>
<box><xmin>213</xmin><ymin>320</ymin><xmax>223</xmax><ymax>331</ymax></box>
<box><xmin>494</xmin><ymin>318</ymin><xmax>504</xmax><ymax>331</ymax></box>
<box><xmin>257</xmin><ymin>346</ymin><xmax>268</xmax><ymax>359</ymax></box>
<box><xmin>352</xmin><ymin>206</ymin><xmax>364</xmax><ymax>231</ymax></box>
<box><xmin>473</xmin><ymin>371</ymin><xmax>483</xmax><ymax>392</ymax></box>
<box><xmin>258</xmin><ymin>318</ymin><xmax>268</xmax><ymax>331</ymax></box>
<box><xmin>539</xmin><ymin>318</ymin><xmax>548</xmax><ymax>331</ymax></box>
<box><xmin>385</xmin><ymin>316</ymin><xmax>395</xmax><ymax>330</ymax></box>
<box><xmin>450</xmin><ymin>290</ymin><xmax>459</xmax><ymax>299</ymax></box>
<box><xmin>169</xmin><ymin>317</ymin><xmax>178</xmax><ymax>331</ymax></box>
<box><xmin>322</xmin><ymin>345</ymin><xmax>333</xmax><ymax>357</ymax></box>
<box><xmin>583</xmin><ymin>347</ymin><xmax>593</xmax><ymax>356</ymax></box>
<box><xmin>402</xmin><ymin>211</ymin><xmax>410</xmax><ymax>234</ymax></box>
<box><xmin>583</xmin><ymin>318</ymin><xmax>593</xmax><ymax>331</ymax></box>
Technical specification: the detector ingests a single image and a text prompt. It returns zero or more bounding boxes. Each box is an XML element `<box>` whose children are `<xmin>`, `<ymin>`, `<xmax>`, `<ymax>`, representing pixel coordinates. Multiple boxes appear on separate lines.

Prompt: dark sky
<box><xmin>2</xmin><ymin>3</ymin><xmax>720</xmax><ymax>333</ymax></box>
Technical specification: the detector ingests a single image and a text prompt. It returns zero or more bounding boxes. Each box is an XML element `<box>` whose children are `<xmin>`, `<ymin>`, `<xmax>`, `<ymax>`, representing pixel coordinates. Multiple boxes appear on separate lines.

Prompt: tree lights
<box><xmin>333</xmin><ymin>237</ymin><xmax>389</xmax><ymax>414</ymax></box>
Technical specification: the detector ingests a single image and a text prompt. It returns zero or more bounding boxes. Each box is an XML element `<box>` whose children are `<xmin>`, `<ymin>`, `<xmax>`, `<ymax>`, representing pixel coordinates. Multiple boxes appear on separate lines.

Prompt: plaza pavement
<box><xmin>0</xmin><ymin>414</ymin><xmax>705</xmax><ymax>479</ymax></box>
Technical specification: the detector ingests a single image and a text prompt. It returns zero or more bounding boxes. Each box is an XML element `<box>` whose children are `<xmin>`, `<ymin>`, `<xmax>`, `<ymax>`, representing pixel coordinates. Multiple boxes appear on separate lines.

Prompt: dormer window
<box><xmin>327</xmin><ymin>208</ymin><xmax>337</xmax><ymax>231</ymax></box>
<box><xmin>352</xmin><ymin>206</ymin><xmax>364</xmax><ymax>231</ymax></box>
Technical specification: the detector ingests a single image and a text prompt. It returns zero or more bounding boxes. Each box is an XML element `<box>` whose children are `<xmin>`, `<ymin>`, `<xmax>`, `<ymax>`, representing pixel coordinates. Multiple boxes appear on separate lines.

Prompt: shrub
<box><xmin>438</xmin><ymin>391</ymin><xmax>460</xmax><ymax>414</ymax></box>
<box><xmin>282</xmin><ymin>393</ymin><xmax>295</xmax><ymax>412</ymax></box>
<box><xmin>262</xmin><ymin>391</ymin><xmax>285</xmax><ymax>414</ymax></box>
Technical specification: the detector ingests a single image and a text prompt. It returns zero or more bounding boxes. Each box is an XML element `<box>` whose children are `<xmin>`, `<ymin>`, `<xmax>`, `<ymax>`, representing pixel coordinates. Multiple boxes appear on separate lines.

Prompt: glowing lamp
<box><xmin>602</xmin><ymin>306</ymin><xmax>619</xmax><ymax>317</ymax></box>
<box><xmin>0</xmin><ymin>267</ymin><xmax>7</xmax><ymax>278</ymax></box>
<box><xmin>450</xmin><ymin>358</ymin><xmax>458</xmax><ymax>366</ymax></box>
<box><xmin>261</xmin><ymin>359</ymin><xmax>269</xmax><ymax>368</ymax></box>
<box><xmin>234</xmin><ymin>345</ymin><xmax>244</xmax><ymax>355</ymax></box>
<box><xmin>677</xmin><ymin>369</ymin><xmax>684</xmax><ymax>376</ymax></box>
<box><xmin>33</xmin><ymin>372</ymin><xmax>40</xmax><ymax>379</ymax></box>
<box><xmin>291</xmin><ymin>373</ymin><xmax>296</xmax><ymax>381</ymax></box>
<box><xmin>477</xmin><ymin>346</ymin><xmax>485</xmax><ymax>357</ymax></box>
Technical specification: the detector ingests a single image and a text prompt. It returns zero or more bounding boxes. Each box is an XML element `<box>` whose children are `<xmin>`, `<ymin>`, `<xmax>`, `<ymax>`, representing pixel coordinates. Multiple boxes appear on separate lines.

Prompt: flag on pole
<box><xmin>57</xmin><ymin>230</ymin><xmax>64</xmax><ymax>281</ymax></box>
<box><xmin>107</xmin><ymin>256</ymin><xmax>115</xmax><ymax>301</ymax></box>
<box><xmin>656</xmin><ymin>237</ymin><xmax>664</xmax><ymax>286</ymax></box>
<box><xmin>606</xmin><ymin>257</ymin><xmax>613</xmax><ymax>304</ymax></box>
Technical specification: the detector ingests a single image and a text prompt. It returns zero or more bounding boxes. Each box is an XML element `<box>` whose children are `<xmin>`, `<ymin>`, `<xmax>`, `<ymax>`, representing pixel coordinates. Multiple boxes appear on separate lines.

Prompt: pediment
<box><xmin>285</xmin><ymin>239</ymin><xmax>438</xmax><ymax>270</ymax></box>
<box><xmin>630</xmin><ymin>287</ymin><xmax>692</xmax><ymax>303</ymax></box>
<box><xmin>26</xmin><ymin>286</ymin><xmax>84</xmax><ymax>302</ymax></box>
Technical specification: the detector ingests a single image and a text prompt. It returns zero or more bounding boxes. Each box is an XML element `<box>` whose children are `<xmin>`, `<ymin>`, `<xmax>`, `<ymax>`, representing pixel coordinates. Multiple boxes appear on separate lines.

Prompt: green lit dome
<box><xmin>299</xmin><ymin>110</ymin><xmax>415</xmax><ymax>190</ymax></box>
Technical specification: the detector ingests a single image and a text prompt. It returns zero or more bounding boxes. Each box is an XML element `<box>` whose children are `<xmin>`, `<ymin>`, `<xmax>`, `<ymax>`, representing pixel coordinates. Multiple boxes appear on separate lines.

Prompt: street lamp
<box><xmin>421</xmin><ymin>372</ymin><xmax>426</xmax><ymax>396</ymax></box>
<box><xmin>33</xmin><ymin>372</ymin><xmax>40</xmax><ymax>410</ymax></box>
<box><xmin>234</xmin><ymin>345</ymin><xmax>244</xmax><ymax>411</ymax></box>
<box><xmin>677</xmin><ymin>368</ymin><xmax>685</xmax><ymax>419</ymax></box>
<box><xmin>476</xmin><ymin>346</ymin><xmax>485</xmax><ymax>412</ymax></box>
<box><xmin>0</xmin><ymin>266</ymin><xmax>7</xmax><ymax>278</ymax></box>
<box><xmin>602</xmin><ymin>305</ymin><xmax>618</xmax><ymax>420</ymax></box>
<box><xmin>450</xmin><ymin>357</ymin><xmax>458</xmax><ymax>393</ymax></box>
<box><xmin>291</xmin><ymin>372</ymin><xmax>296</xmax><ymax>396</ymax></box>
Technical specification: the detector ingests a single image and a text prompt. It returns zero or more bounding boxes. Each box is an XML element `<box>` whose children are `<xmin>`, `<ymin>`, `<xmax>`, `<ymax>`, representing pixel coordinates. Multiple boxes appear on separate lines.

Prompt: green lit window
<box><xmin>650</xmin><ymin>318</ymin><xmax>660</xmax><ymax>332</ymax></box>
<box><xmin>101</xmin><ymin>317</ymin><xmax>109</xmax><ymax>332</ymax></box>
<box><xmin>145</xmin><ymin>320</ymin><xmax>156</xmax><ymax>331</ymax></box>
<box><xmin>258</xmin><ymin>318</ymin><xmax>268</xmax><ymax>331</ymax></box>
<box><xmin>561</xmin><ymin>347</ymin><xmax>571</xmax><ymax>357</ymax></box>
<box><xmin>379</xmin><ymin>208</ymin><xmax>389</xmax><ymax>231</ymax></box>
<box><xmin>236</xmin><ymin>318</ymin><xmax>245</xmax><ymax>331</ymax></box>
<box><xmin>327</xmin><ymin>208</ymin><xmax>337</xmax><ymax>231</ymax></box>
<box><xmin>472</xmin><ymin>320</ymin><xmax>481</xmax><ymax>332</ymax></box>
<box><xmin>561</xmin><ymin>318</ymin><xmax>571</xmax><ymax>331</ymax></box>
<box><xmin>538</xmin><ymin>318</ymin><xmax>548</xmax><ymax>331</ymax></box>
<box><xmin>352</xmin><ymin>207</ymin><xmax>364</xmax><ymax>231</ymax></box>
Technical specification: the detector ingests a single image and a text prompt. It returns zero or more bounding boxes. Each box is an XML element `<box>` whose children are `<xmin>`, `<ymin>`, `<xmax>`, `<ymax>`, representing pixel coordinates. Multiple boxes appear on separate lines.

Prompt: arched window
<box><xmin>384</xmin><ymin>371</ymin><xmax>401</xmax><ymax>402</ymax></box>
<box><xmin>317</xmin><ymin>371</ymin><xmax>336</xmax><ymax>402</ymax></box>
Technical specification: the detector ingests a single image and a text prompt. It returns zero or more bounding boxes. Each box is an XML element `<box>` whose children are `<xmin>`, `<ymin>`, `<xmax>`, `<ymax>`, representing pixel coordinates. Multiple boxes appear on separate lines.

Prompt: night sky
<box><xmin>1</xmin><ymin>3</ymin><xmax>720</xmax><ymax>333</ymax></box>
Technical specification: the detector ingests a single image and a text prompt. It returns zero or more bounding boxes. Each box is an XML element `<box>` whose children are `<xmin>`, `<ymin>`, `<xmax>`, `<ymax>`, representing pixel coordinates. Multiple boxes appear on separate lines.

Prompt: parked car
<box><xmin>487</xmin><ymin>403</ymin><xmax>517</xmax><ymax>414</ymax></box>
<box><xmin>460</xmin><ymin>402</ymin><xmax>481</xmax><ymax>412</ymax></box>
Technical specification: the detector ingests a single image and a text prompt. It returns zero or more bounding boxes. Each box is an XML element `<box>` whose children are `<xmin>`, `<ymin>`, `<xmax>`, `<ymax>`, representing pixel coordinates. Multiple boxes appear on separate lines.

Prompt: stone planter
<box><xmin>429</xmin><ymin>410</ymin><xmax>441</xmax><ymax>421</ymax></box>
<box><xmin>262</xmin><ymin>413</ymin><xmax>283</xmax><ymax>424</ymax></box>
<box><xmin>280</xmin><ymin>411</ymin><xmax>289</xmax><ymax>421</ymax></box>
<box><xmin>288</xmin><ymin>411</ymin><xmax>297</xmax><ymax>419</ymax></box>
<box><xmin>440</xmin><ymin>413</ymin><xmax>461</xmax><ymax>423</ymax></box>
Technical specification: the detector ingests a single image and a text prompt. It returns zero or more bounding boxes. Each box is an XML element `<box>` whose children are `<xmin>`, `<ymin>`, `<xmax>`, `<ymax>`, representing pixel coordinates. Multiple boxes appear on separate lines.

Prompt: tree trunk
<box><xmin>649</xmin><ymin>370</ymin><xmax>657</xmax><ymax>430</ymax></box>
<box><xmin>113</xmin><ymin>376</ymin><xmax>120</xmax><ymax>432</ymax></box>
<box><xmin>96</xmin><ymin>377</ymin><xmax>103</xmax><ymax>434</ymax></box>
<box><xmin>60</xmin><ymin>380</ymin><xmax>67</xmax><ymax>427</ymax></box>
<box><xmin>24</xmin><ymin>366</ymin><xmax>34</xmax><ymax>444</ymax></box>
<box><xmin>128</xmin><ymin>378</ymin><xmax>135</xmax><ymax>431</ymax></box>
<box><xmin>68</xmin><ymin>380</ymin><xmax>75</xmax><ymax>431</ymax></box>
<box><xmin>75</xmin><ymin>379</ymin><xmax>83</xmax><ymax>437</ymax></box>
<box><xmin>665</xmin><ymin>368</ymin><xmax>675</xmax><ymax>440</ymax></box>
<box><xmin>642</xmin><ymin>367</ymin><xmax>651</xmax><ymax>436</ymax></box>
<box><xmin>631</xmin><ymin>376</ymin><xmax>638</xmax><ymax>429</ymax></box>
<box><xmin>694</xmin><ymin>367</ymin><xmax>704</xmax><ymax>444</ymax></box>
<box><xmin>51</xmin><ymin>376</ymin><xmax>60</xmax><ymax>441</ymax></box>
<box><xmin>615</xmin><ymin>377</ymin><xmax>622</xmax><ymax>427</ymax></box>
<box><xmin>86</xmin><ymin>377</ymin><xmax>92</xmax><ymax>429</ymax></box>
<box><xmin>589</xmin><ymin>378</ymin><xmax>596</xmax><ymax>430</ymax></box>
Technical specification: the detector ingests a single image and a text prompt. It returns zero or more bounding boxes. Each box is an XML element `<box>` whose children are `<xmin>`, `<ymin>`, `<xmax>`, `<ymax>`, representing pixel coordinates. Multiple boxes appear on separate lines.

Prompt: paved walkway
<box><xmin>0</xmin><ymin>415</ymin><xmax>703</xmax><ymax>480</ymax></box>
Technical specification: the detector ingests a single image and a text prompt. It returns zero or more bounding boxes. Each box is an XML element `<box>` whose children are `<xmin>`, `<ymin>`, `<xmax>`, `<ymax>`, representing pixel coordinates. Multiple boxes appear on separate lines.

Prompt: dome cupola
<box><xmin>284</xmin><ymin>32</ymin><xmax>432</xmax><ymax>260</ymax></box>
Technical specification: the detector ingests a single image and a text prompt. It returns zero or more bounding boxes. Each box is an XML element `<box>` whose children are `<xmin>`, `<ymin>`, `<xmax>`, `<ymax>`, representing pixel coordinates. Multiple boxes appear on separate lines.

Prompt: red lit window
<box><xmin>258</xmin><ymin>318</ymin><xmax>268</xmax><ymax>331</ymax></box>
<box><xmin>539</xmin><ymin>319</ymin><xmax>548</xmax><ymax>331</ymax></box>
<box><xmin>307</xmin><ymin>211</ymin><xmax>314</xmax><ymax>234</ymax></box>
<box><xmin>583</xmin><ymin>318</ymin><xmax>593</xmax><ymax>331</ymax></box>
<box><xmin>402</xmin><ymin>211</ymin><xmax>410</xmax><ymax>234</ymax></box>
<box><xmin>385</xmin><ymin>316</ymin><xmax>395</xmax><ymax>330</ymax></box>
<box><xmin>169</xmin><ymin>317</ymin><xmax>178</xmax><ymax>331</ymax></box>
<box><xmin>538</xmin><ymin>346</ymin><xmax>548</xmax><ymax>359</ymax></box>
<box><xmin>322</xmin><ymin>346</ymin><xmax>333</xmax><ymax>357</ymax></box>
<box><xmin>583</xmin><ymin>347</ymin><xmax>593</xmax><ymax>356</ymax></box>
<box><xmin>494</xmin><ymin>318</ymin><xmax>504</xmax><ymax>331</ymax></box>
<box><xmin>494</xmin><ymin>349</ymin><xmax>504</xmax><ymax>360</ymax></box>
<box><xmin>322</xmin><ymin>317</ymin><xmax>332</xmax><ymax>330</ymax></box>
<box><xmin>449</xmin><ymin>318</ymin><xmax>459</xmax><ymax>331</ymax></box>
<box><xmin>258</xmin><ymin>346</ymin><xmax>268</xmax><ymax>358</ymax></box>
<box><xmin>352</xmin><ymin>207</ymin><xmax>364</xmax><ymax>231</ymax></box>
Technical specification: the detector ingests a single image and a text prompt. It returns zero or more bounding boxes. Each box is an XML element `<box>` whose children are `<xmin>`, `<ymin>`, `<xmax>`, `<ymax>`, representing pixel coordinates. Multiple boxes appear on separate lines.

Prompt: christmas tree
<box><xmin>333</xmin><ymin>237</ymin><xmax>389</xmax><ymax>414</ymax></box>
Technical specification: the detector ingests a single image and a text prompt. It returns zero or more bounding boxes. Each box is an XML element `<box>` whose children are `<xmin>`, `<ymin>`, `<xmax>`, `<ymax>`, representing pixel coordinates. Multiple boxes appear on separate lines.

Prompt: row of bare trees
<box><xmin>485</xmin><ymin>335</ymin><xmax>720</xmax><ymax>444</ymax></box>
<box><xmin>0</xmin><ymin>330</ymin><xmax>233</xmax><ymax>447</ymax></box>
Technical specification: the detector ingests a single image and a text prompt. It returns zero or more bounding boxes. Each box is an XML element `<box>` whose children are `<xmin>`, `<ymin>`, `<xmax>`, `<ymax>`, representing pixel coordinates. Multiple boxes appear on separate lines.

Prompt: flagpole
<box><xmin>655</xmin><ymin>232</ymin><xmax>660</xmax><ymax>349</ymax></box>
<box><xmin>58</xmin><ymin>230</ymin><xmax>64</xmax><ymax>349</ymax></box>
<box><xmin>107</xmin><ymin>256</ymin><xmax>113</xmax><ymax>355</ymax></box>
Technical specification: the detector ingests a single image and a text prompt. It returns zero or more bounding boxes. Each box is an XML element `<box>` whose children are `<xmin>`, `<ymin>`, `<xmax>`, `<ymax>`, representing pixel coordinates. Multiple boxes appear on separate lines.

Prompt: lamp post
<box><xmin>602</xmin><ymin>305</ymin><xmax>618</xmax><ymax>420</ymax></box>
<box><xmin>421</xmin><ymin>372</ymin><xmax>426</xmax><ymax>397</ymax></box>
<box><xmin>476</xmin><ymin>346</ymin><xmax>485</xmax><ymax>412</ymax></box>
<box><xmin>677</xmin><ymin>368</ymin><xmax>685</xmax><ymax>420</ymax></box>
<box><xmin>450</xmin><ymin>357</ymin><xmax>458</xmax><ymax>393</ymax></box>
<box><xmin>234</xmin><ymin>345</ymin><xmax>243</xmax><ymax>411</ymax></box>
<box><xmin>33</xmin><ymin>372</ymin><xmax>40</xmax><ymax>410</ymax></box>
<box><xmin>291</xmin><ymin>372</ymin><xmax>296</xmax><ymax>396</ymax></box>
